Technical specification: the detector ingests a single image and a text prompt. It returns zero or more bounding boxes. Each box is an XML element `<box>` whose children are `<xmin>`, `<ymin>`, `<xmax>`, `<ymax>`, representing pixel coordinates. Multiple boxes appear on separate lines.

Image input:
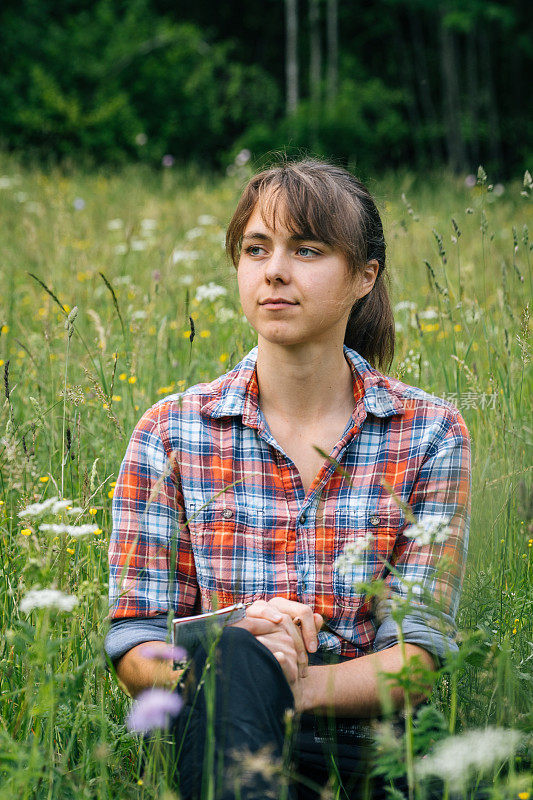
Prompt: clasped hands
<box><xmin>234</xmin><ymin>597</ymin><xmax>323</xmax><ymax>704</ymax></box>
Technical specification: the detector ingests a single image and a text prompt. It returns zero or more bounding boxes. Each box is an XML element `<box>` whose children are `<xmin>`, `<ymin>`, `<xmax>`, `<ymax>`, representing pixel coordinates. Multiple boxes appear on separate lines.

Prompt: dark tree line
<box><xmin>0</xmin><ymin>0</ymin><xmax>530</xmax><ymax>175</ymax></box>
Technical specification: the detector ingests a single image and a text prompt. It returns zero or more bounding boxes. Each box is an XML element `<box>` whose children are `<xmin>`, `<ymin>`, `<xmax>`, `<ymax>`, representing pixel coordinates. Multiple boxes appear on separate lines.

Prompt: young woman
<box><xmin>106</xmin><ymin>159</ymin><xmax>471</xmax><ymax>799</ymax></box>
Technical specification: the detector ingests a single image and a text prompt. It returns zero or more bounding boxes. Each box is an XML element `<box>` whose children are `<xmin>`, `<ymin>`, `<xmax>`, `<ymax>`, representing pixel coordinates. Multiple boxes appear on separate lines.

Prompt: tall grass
<box><xmin>0</xmin><ymin>154</ymin><xmax>531</xmax><ymax>798</ymax></box>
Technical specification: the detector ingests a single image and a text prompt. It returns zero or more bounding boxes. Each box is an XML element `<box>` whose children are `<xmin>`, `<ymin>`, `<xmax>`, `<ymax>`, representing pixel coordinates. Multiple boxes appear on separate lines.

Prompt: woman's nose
<box><xmin>263</xmin><ymin>247</ymin><xmax>290</xmax><ymax>282</ymax></box>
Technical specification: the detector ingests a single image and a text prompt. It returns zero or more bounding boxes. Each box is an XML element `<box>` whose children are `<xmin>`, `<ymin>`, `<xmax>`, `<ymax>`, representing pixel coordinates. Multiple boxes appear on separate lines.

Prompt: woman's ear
<box><xmin>356</xmin><ymin>259</ymin><xmax>380</xmax><ymax>301</ymax></box>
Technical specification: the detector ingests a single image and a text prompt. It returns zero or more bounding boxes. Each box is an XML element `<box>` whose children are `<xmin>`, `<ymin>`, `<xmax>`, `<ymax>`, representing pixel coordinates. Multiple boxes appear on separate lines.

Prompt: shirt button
<box><xmin>221</xmin><ymin>508</ymin><xmax>233</xmax><ymax>519</ymax></box>
<box><xmin>369</xmin><ymin>515</ymin><xmax>380</xmax><ymax>526</ymax></box>
<box><xmin>299</xmin><ymin>512</ymin><xmax>307</xmax><ymax>524</ymax></box>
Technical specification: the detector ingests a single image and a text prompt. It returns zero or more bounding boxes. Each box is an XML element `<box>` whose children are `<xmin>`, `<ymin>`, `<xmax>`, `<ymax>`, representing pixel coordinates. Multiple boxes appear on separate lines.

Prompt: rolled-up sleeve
<box><xmin>373</xmin><ymin>409</ymin><xmax>471</xmax><ymax>664</ymax></box>
<box><xmin>106</xmin><ymin>401</ymin><xmax>198</xmax><ymax>661</ymax></box>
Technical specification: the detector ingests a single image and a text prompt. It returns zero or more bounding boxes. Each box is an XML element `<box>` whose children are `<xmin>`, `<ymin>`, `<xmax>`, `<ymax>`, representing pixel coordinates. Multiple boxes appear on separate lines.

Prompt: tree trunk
<box><xmin>285</xmin><ymin>0</ymin><xmax>299</xmax><ymax>116</ymax></box>
<box><xmin>309</xmin><ymin>0</ymin><xmax>321</xmax><ymax>142</ymax></box>
<box><xmin>326</xmin><ymin>0</ymin><xmax>338</xmax><ymax>107</ymax></box>
<box><xmin>479</xmin><ymin>24</ymin><xmax>502</xmax><ymax>171</ymax></box>
<box><xmin>439</xmin><ymin>8</ymin><xmax>467</xmax><ymax>172</ymax></box>
<box><xmin>466</xmin><ymin>26</ymin><xmax>479</xmax><ymax>168</ymax></box>
<box><xmin>406</xmin><ymin>5</ymin><xmax>442</xmax><ymax>164</ymax></box>
<box><xmin>392</xmin><ymin>9</ymin><xmax>426</xmax><ymax>168</ymax></box>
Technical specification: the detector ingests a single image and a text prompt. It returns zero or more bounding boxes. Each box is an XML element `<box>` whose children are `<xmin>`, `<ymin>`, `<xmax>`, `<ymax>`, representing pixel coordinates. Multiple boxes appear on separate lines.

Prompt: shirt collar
<box><xmin>201</xmin><ymin>345</ymin><xmax>404</xmax><ymax>423</ymax></box>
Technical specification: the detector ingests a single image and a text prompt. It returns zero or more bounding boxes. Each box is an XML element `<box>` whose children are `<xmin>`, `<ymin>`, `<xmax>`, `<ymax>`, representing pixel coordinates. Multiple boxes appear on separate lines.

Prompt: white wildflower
<box><xmin>171</xmin><ymin>249</ymin><xmax>200</xmax><ymax>264</ymax></box>
<box><xmin>19</xmin><ymin>497</ymin><xmax>83</xmax><ymax>518</ymax></box>
<box><xmin>130</xmin><ymin>239</ymin><xmax>148</xmax><ymax>251</ymax></box>
<box><xmin>185</xmin><ymin>227</ymin><xmax>203</xmax><ymax>240</ymax></box>
<box><xmin>195</xmin><ymin>282</ymin><xmax>227</xmax><ymax>303</ymax></box>
<box><xmin>197</xmin><ymin>214</ymin><xmax>217</xmax><ymax>226</ymax></box>
<box><xmin>107</xmin><ymin>218</ymin><xmax>124</xmax><ymax>230</ymax></box>
<box><xmin>403</xmin><ymin>517</ymin><xmax>451</xmax><ymax>547</ymax></box>
<box><xmin>216</xmin><ymin>307</ymin><xmax>236</xmax><ymax>323</ymax></box>
<box><xmin>141</xmin><ymin>218</ymin><xmax>157</xmax><ymax>231</ymax></box>
<box><xmin>418</xmin><ymin>309</ymin><xmax>439</xmax><ymax>320</ymax></box>
<box><xmin>113</xmin><ymin>275</ymin><xmax>132</xmax><ymax>285</ymax></box>
<box><xmin>395</xmin><ymin>322</ymin><xmax>404</xmax><ymax>333</ymax></box>
<box><xmin>335</xmin><ymin>533</ymin><xmax>373</xmax><ymax>574</ymax></box>
<box><xmin>235</xmin><ymin>149</ymin><xmax>251</xmax><ymax>166</ymax></box>
<box><xmin>415</xmin><ymin>727</ymin><xmax>521</xmax><ymax>793</ymax></box>
<box><xmin>394</xmin><ymin>301</ymin><xmax>417</xmax><ymax>313</ymax></box>
<box><xmin>39</xmin><ymin>523</ymin><xmax>99</xmax><ymax>538</ymax></box>
<box><xmin>131</xmin><ymin>310</ymin><xmax>148</xmax><ymax>321</ymax></box>
<box><xmin>20</xmin><ymin>588</ymin><xmax>79</xmax><ymax>614</ymax></box>
<box><xmin>0</xmin><ymin>176</ymin><xmax>13</xmax><ymax>189</ymax></box>
<box><xmin>114</xmin><ymin>243</ymin><xmax>128</xmax><ymax>255</ymax></box>
<box><xmin>25</xmin><ymin>201</ymin><xmax>42</xmax><ymax>214</ymax></box>
<box><xmin>15</xmin><ymin>191</ymin><xmax>28</xmax><ymax>203</ymax></box>
<box><xmin>178</xmin><ymin>274</ymin><xmax>194</xmax><ymax>286</ymax></box>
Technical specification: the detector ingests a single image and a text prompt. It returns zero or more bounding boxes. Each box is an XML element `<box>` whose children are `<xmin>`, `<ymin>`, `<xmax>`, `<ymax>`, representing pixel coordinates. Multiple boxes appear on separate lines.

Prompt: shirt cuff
<box><xmin>104</xmin><ymin>615</ymin><xmax>170</xmax><ymax>668</ymax></box>
<box><xmin>373</xmin><ymin>613</ymin><xmax>458</xmax><ymax>667</ymax></box>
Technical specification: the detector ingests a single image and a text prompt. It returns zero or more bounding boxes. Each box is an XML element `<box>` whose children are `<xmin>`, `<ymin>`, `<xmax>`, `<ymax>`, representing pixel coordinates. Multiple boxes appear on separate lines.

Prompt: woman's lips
<box><xmin>259</xmin><ymin>299</ymin><xmax>298</xmax><ymax>308</ymax></box>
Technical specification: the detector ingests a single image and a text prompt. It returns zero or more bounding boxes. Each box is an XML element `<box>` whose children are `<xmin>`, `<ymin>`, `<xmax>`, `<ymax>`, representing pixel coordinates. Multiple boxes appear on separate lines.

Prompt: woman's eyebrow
<box><xmin>242</xmin><ymin>231</ymin><xmax>325</xmax><ymax>244</ymax></box>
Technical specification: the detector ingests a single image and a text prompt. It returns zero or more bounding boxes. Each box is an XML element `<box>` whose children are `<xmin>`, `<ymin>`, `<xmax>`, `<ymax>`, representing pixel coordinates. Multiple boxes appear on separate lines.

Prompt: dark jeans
<box><xmin>166</xmin><ymin>626</ymin><xmax>391</xmax><ymax>800</ymax></box>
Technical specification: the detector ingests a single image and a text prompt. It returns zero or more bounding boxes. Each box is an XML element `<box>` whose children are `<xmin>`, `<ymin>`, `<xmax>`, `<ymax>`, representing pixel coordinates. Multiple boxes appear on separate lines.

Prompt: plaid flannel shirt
<box><xmin>106</xmin><ymin>346</ymin><xmax>471</xmax><ymax>662</ymax></box>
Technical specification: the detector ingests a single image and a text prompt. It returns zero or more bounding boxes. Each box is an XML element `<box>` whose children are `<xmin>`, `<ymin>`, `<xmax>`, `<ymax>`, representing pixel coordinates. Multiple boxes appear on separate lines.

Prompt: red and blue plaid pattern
<box><xmin>108</xmin><ymin>346</ymin><xmax>470</xmax><ymax>658</ymax></box>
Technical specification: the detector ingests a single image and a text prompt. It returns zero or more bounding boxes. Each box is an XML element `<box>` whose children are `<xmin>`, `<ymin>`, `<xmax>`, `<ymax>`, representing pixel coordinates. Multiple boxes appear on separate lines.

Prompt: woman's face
<box><xmin>237</xmin><ymin>196</ymin><xmax>378</xmax><ymax>350</ymax></box>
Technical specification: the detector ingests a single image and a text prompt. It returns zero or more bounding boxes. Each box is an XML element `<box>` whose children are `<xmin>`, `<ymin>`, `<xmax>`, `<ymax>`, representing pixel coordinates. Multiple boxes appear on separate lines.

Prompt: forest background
<box><xmin>1</xmin><ymin>0</ymin><xmax>531</xmax><ymax>177</ymax></box>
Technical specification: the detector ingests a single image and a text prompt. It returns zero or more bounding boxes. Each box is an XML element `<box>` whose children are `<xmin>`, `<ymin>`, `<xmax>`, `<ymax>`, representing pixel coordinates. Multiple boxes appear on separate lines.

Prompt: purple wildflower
<box><xmin>139</xmin><ymin>643</ymin><xmax>187</xmax><ymax>662</ymax></box>
<box><xmin>73</xmin><ymin>197</ymin><xmax>85</xmax><ymax>211</ymax></box>
<box><xmin>464</xmin><ymin>174</ymin><xmax>476</xmax><ymax>189</ymax></box>
<box><xmin>162</xmin><ymin>154</ymin><xmax>175</xmax><ymax>168</ymax></box>
<box><xmin>126</xmin><ymin>688</ymin><xmax>183</xmax><ymax>734</ymax></box>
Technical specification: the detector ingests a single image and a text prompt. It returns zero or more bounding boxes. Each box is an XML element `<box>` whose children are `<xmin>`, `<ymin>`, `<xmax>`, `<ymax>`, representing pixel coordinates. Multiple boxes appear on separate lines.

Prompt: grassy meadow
<box><xmin>0</xmin><ymin>152</ymin><xmax>531</xmax><ymax>799</ymax></box>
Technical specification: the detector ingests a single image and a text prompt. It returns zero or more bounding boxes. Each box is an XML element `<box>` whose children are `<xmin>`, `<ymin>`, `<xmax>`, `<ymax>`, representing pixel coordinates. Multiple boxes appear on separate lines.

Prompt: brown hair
<box><xmin>225</xmin><ymin>158</ymin><xmax>395</xmax><ymax>370</ymax></box>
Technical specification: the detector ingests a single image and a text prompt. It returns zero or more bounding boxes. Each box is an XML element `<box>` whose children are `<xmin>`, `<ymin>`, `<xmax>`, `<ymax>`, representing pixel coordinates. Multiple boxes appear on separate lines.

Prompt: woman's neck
<box><xmin>255</xmin><ymin>339</ymin><xmax>355</xmax><ymax>423</ymax></box>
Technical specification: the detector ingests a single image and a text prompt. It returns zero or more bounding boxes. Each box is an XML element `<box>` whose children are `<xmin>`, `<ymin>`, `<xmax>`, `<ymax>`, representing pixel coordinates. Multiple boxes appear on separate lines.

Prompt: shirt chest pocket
<box><xmin>186</xmin><ymin>499</ymin><xmax>267</xmax><ymax>603</ymax></box>
<box><xmin>332</xmin><ymin>506</ymin><xmax>404</xmax><ymax>607</ymax></box>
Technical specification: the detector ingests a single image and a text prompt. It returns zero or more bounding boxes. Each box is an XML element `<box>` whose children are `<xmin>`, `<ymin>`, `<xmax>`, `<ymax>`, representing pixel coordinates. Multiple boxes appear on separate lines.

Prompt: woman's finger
<box><xmin>268</xmin><ymin>598</ymin><xmax>319</xmax><ymax>653</ymax></box>
<box><xmin>245</xmin><ymin>599</ymin><xmax>283</xmax><ymax>624</ymax></box>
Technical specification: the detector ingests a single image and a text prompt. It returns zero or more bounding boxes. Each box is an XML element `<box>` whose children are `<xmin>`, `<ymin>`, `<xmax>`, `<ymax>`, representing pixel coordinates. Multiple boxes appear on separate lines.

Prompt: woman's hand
<box><xmin>245</xmin><ymin>597</ymin><xmax>323</xmax><ymax>653</ymax></box>
<box><xmin>234</xmin><ymin>598</ymin><xmax>323</xmax><ymax>687</ymax></box>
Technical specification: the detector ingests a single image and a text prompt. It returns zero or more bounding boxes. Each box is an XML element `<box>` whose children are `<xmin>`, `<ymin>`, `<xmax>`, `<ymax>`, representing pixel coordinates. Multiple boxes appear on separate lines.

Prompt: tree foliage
<box><xmin>0</xmin><ymin>0</ymin><xmax>529</xmax><ymax>173</ymax></box>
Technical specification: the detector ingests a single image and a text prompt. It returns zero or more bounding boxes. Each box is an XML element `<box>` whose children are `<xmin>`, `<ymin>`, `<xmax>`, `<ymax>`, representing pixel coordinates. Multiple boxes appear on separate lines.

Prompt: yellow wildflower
<box><xmin>518</xmin><ymin>792</ymin><xmax>530</xmax><ymax>799</ymax></box>
<box><xmin>1</xmin><ymin>325</ymin><xmax>9</xmax><ymax>334</ymax></box>
<box><xmin>103</xmin><ymin>402</ymin><xmax>109</xmax><ymax>410</ymax></box>
<box><xmin>21</xmin><ymin>528</ymin><xmax>32</xmax><ymax>536</ymax></box>
<box><xmin>472</xmin><ymin>342</ymin><xmax>479</xmax><ymax>351</ymax></box>
<box><xmin>108</xmin><ymin>489</ymin><xmax>114</xmax><ymax>499</ymax></box>
<box><xmin>63</xmin><ymin>304</ymin><xmax>70</xmax><ymax>313</ymax></box>
<box><xmin>119</xmin><ymin>373</ymin><xmax>127</xmax><ymax>381</ymax></box>
<box><xmin>454</xmin><ymin>324</ymin><xmax>462</xmax><ymax>332</ymax></box>
<box><xmin>528</xmin><ymin>539</ymin><xmax>532</xmax><ymax>547</ymax></box>
<box><xmin>89</xmin><ymin>508</ymin><xmax>98</xmax><ymax>516</ymax></box>
<box><xmin>128</xmin><ymin>376</ymin><xmax>137</xmax><ymax>384</ymax></box>
<box><xmin>137</xmin><ymin>779</ymin><xmax>144</xmax><ymax>786</ymax></box>
<box><xmin>219</xmin><ymin>353</ymin><xmax>229</xmax><ymax>363</ymax></box>
<box><xmin>38</xmin><ymin>307</ymin><xmax>46</xmax><ymax>317</ymax></box>
<box><xmin>190</xmin><ymin>311</ymin><xmax>199</xmax><ymax>320</ymax></box>
<box><xmin>199</xmin><ymin>330</ymin><xmax>211</xmax><ymax>338</ymax></box>
<box><xmin>135</xmin><ymin>404</ymin><xmax>139</xmax><ymax>411</ymax></box>
<box><xmin>110</xmin><ymin>481</ymin><xmax>116</xmax><ymax>487</ymax></box>
<box><xmin>112</xmin><ymin>395</ymin><xmax>122</xmax><ymax>402</ymax></box>
<box><xmin>66</xmin><ymin>547</ymin><xmax>75</xmax><ymax>555</ymax></box>
<box><xmin>177</xmin><ymin>379</ymin><xmax>186</xmax><ymax>388</ymax></box>
<box><xmin>182</xmin><ymin>330</ymin><xmax>191</xmax><ymax>338</ymax></box>
<box><xmin>94</xmin><ymin>528</ymin><xmax>102</xmax><ymax>536</ymax></box>
<box><xmin>169</xmin><ymin>320</ymin><xmax>178</xmax><ymax>330</ymax></box>
<box><xmin>512</xmin><ymin>628</ymin><xmax>517</xmax><ymax>635</ymax></box>
<box><xmin>0</xmin><ymin>360</ymin><xmax>3</xmax><ymax>367</ymax></box>
<box><xmin>39</xmin><ymin>476</ymin><xmax>49</xmax><ymax>483</ymax></box>
<box><xmin>149</xmin><ymin>325</ymin><xmax>156</xmax><ymax>336</ymax></box>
